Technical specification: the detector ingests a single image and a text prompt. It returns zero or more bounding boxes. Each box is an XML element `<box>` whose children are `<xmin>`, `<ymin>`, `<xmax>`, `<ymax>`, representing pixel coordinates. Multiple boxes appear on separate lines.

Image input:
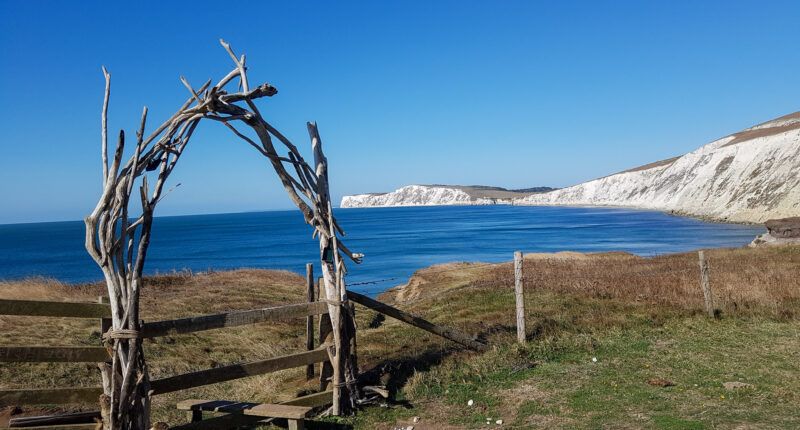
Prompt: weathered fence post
<box><xmin>309</xmin><ymin>122</ymin><xmax>360</xmax><ymax>414</ymax></box>
<box><xmin>98</xmin><ymin>296</ymin><xmax>112</xmax><ymax>334</ymax></box>
<box><xmin>698</xmin><ymin>251</ymin><xmax>714</xmax><ymax>317</ymax></box>
<box><xmin>514</xmin><ymin>251</ymin><xmax>526</xmax><ymax>344</ymax></box>
<box><xmin>306</xmin><ymin>263</ymin><xmax>315</xmax><ymax>380</ymax></box>
<box><xmin>317</xmin><ymin>276</ymin><xmax>333</xmax><ymax>390</ymax></box>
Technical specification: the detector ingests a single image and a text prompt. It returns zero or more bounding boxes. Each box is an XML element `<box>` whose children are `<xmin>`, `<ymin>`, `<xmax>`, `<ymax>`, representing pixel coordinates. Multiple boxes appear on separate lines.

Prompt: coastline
<box><xmin>339</xmin><ymin>201</ymin><xmax>765</xmax><ymax>226</ymax></box>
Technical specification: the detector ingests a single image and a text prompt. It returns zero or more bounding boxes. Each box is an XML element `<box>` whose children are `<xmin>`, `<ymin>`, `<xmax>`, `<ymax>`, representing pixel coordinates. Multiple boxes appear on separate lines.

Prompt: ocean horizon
<box><xmin>0</xmin><ymin>206</ymin><xmax>764</xmax><ymax>295</ymax></box>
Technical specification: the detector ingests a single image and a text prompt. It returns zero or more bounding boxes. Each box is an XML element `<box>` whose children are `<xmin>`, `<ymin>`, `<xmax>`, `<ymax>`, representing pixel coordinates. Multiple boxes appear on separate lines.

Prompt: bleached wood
<box><xmin>514</xmin><ymin>251</ymin><xmax>526</xmax><ymax>344</ymax></box>
<box><xmin>140</xmin><ymin>301</ymin><xmax>328</xmax><ymax>338</ymax></box>
<box><xmin>3</xmin><ymin>424</ymin><xmax>101</xmax><ymax>430</ymax></box>
<box><xmin>0</xmin><ymin>346</ymin><xmax>108</xmax><ymax>363</ymax></box>
<box><xmin>246</xmin><ymin>404</ymin><xmax>311</xmax><ymax>419</ymax></box>
<box><xmin>0</xmin><ymin>387</ymin><xmax>102</xmax><ymax>405</ymax></box>
<box><xmin>177</xmin><ymin>400</ymin><xmax>311</xmax><ymax>420</ymax></box>
<box><xmin>698</xmin><ymin>251</ymin><xmax>714</xmax><ymax>317</ymax></box>
<box><xmin>85</xmin><ymin>40</ymin><xmax>364</xmax><ymax>426</ymax></box>
<box><xmin>0</xmin><ymin>299</ymin><xmax>111</xmax><ymax>318</ymax></box>
<box><xmin>318</xmin><ymin>312</ymin><xmax>334</xmax><ymax>391</ymax></box>
<box><xmin>348</xmin><ymin>291</ymin><xmax>489</xmax><ymax>352</ymax></box>
<box><xmin>306</xmin><ymin>263</ymin><xmax>315</xmax><ymax>380</ymax></box>
<box><xmin>8</xmin><ymin>410</ymin><xmax>101</xmax><ymax>427</ymax></box>
<box><xmin>149</xmin><ymin>348</ymin><xmax>330</xmax><ymax>395</ymax></box>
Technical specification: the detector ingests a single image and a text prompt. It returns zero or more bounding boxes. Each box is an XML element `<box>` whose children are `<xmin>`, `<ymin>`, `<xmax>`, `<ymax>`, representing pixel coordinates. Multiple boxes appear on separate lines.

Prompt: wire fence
<box><xmin>346</xmin><ymin>251</ymin><xmax>800</xmax><ymax>313</ymax></box>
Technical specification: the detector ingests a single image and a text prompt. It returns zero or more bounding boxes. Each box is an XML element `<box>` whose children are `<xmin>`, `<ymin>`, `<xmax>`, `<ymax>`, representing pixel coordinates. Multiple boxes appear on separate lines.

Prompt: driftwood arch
<box><xmin>85</xmin><ymin>40</ymin><xmax>361</xmax><ymax>430</ymax></box>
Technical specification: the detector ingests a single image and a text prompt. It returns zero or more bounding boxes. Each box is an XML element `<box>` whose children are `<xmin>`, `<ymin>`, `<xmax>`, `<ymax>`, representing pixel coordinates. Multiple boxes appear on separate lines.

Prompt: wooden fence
<box><xmin>0</xmin><ymin>291</ymin><xmax>332</xmax><ymax>407</ymax></box>
<box><xmin>0</xmin><ymin>265</ymin><xmax>487</xmax><ymax>428</ymax></box>
<box><xmin>0</xmin><ymin>297</ymin><xmax>110</xmax><ymax>405</ymax></box>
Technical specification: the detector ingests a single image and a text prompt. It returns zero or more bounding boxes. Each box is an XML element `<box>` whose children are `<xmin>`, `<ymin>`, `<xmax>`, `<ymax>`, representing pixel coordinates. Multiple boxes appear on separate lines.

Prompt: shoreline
<box><xmin>340</xmin><ymin>202</ymin><xmax>765</xmax><ymax>226</ymax></box>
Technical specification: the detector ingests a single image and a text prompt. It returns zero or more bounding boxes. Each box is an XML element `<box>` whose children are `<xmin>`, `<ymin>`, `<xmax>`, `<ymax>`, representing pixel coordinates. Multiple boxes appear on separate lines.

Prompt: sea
<box><xmin>0</xmin><ymin>206</ymin><xmax>764</xmax><ymax>295</ymax></box>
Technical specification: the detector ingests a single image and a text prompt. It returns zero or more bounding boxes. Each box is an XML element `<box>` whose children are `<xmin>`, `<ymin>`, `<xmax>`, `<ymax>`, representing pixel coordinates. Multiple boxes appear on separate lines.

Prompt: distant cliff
<box><xmin>340</xmin><ymin>185</ymin><xmax>554</xmax><ymax>208</ymax></box>
<box><xmin>515</xmin><ymin>110</ymin><xmax>800</xmax><ymax>224</ymax></box>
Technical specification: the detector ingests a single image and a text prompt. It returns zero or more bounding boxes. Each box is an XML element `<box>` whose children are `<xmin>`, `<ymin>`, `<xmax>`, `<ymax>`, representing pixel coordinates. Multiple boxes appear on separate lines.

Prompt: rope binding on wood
<box><xmin>103</xmin><ymin>329</ymin><xmax>142</xmax><ymax>341</ymax></box>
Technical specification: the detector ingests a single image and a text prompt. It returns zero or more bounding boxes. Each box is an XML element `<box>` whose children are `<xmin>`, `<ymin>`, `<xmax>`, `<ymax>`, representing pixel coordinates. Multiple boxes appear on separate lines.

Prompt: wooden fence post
<box><xmin>305</xmin><ymin>264</ymin><xmax>315</xmax><ymax>380</ymax></box>
<box><xmin>698</xmin><ymin>251</ymin><xmax>714</xmax><ymax>317</ymax></box>
<box><xmin>514</xmin><ymin>251</ymin><xmax>526</xmax><ymax>344</ymax></box>
<box><xmin>98</xmin><ymin>296</ymin><xmax>112</xmax><ymax>335</ymax></box>
<box><xmin>316</xmin><ymin>277</ymin><xmax>333</xmax><ymax>390</ymax></box>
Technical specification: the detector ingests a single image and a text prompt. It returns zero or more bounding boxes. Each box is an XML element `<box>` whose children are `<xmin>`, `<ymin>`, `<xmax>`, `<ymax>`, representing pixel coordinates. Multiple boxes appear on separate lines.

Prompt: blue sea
<box><xmin>0</xmin><ymin>206</ymin><xmax>764</xmax><ymax>295</ymax></box>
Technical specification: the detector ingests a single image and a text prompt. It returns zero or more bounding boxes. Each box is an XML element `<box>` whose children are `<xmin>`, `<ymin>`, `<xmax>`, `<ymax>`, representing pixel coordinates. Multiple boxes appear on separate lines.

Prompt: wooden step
<box><xmin>0</xmin><ymin>425</ymin><xmax>99</xmax><ymax>430</ymax></box>
<box><xmin>176</xmin><ymin>399</ymin><xmax>312</xmax><ymax>419</ymax></box>
<box><xmin>9</xmin><ymin>411</ymin><xmax>101</xmax><ymax>428</ymax></box>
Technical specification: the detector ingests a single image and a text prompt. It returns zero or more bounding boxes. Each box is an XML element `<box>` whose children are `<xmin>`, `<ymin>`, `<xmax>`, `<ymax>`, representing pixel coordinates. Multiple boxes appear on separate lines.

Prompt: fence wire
<box><xmin>345</xmin><ymin>252</ymin><xmax>800</xmax><ymax>312</ymax></box>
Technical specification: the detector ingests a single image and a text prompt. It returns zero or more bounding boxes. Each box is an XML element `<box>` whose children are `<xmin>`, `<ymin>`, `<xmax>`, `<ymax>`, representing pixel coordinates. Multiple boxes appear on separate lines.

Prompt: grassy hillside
<box><xmin>1</xmin><ymin>245</ymin><xmax>799</xmax><ymax>429</ymax></box>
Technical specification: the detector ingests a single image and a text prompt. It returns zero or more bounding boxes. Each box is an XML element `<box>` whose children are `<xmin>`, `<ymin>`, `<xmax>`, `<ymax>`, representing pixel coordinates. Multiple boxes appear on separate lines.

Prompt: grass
<box><xmin>1</xmin><ymin>245</ymin><xmax>799</xmax><ymax>428</ymax></box>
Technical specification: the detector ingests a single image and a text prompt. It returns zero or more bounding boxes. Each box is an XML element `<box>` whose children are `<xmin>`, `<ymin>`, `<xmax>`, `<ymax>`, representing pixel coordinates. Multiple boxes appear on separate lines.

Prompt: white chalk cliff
<box><xmin>340</xmin><ymin>185</ymin><xmax>508</xmax><ymax>208</ymax></box>
<box><xmin>515</xmin><ymin>111</ymin><xmax>800</xmax><ymax>223</ymax></box>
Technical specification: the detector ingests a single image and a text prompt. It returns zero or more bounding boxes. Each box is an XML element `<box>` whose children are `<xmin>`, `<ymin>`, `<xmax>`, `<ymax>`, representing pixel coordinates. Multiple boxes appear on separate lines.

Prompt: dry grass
<box><xmin>1</xmin><ymin>245</ymin><xmax>799</xmax><ymax>428</ymax></box>
<box><xmin>386</xmin><ymin>246</ymin><xmax>800</xmax><ymax>321</ymax></box>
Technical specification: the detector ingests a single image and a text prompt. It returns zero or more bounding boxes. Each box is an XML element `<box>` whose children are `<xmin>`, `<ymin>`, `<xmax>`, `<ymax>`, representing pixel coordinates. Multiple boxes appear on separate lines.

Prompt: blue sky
<box><xmin>1</xmin><ymin>1</ymin><xmax>799</xmax><ymax>224</ymax></box>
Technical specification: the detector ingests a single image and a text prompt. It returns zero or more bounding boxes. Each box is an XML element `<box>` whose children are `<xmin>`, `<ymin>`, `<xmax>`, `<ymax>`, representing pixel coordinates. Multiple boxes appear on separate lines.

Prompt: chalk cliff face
<box><xmin>515</xmin><ymin>111</ymin><xmax>800</xmax><ymax>223</ymax></box>
<box><xmin>340</xmin><ymin>185</ymin><xmax>508</xmax><ymax>208</ymax></box>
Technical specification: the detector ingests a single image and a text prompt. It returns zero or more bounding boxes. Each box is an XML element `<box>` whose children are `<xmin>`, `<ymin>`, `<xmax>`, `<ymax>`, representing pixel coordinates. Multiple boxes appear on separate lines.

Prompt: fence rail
<box><xmin>0</xmin><ymin>346</ymin><xmax>109</xmax><ymax>363</ymax></box>
<box><xmin>141</xmin><ymin>301</ymin><xmax>328</xmax><ymax>338</ymax></box>
<box><xmin>149</xmin><ymin>347</ymin><xmax>331</xmax><ymax>395</ymax></box>
<box><xmin>0</xmin><ymin>295</ymin><xmax>331</xmax><ymax>407</ymax></box>
<box><xmin>0</xmin><ymin>298</ymin><xmax>111</xmax><ymax>318</ymax></box>
<box><xmin>0</xmin><ymin>387</ymin><xmax>103</xmax><ymax>405</ymax></box>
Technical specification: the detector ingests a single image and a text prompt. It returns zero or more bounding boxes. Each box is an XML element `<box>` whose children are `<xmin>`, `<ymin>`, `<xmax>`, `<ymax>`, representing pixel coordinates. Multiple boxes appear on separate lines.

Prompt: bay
<box><xmin>0</xmin><ymin>206</ymin><xmax>764</xmax><ymax>295</ymax></box>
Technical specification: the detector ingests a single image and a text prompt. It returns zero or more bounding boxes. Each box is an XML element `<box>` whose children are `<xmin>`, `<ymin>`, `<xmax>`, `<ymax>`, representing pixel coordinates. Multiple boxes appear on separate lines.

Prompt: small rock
<box><xmin>413</xmin><ymin>416</ymin><xmax>420</xmax><ymax>423</ymax></box>
<box><xmin>592</xmin><ymin>357</ymin><xmax>597</xmax><ymax>362</ymax></box>
<box><xmin>647</xmin><ymin>378</ymin><xmax>676</xmax><ymax>387</ymax></box>
<box><xmin>467</xmin><ymin>399</ymin><xmax>474</xmax><ymax>406</ymax></box>
<box><xmin>496</xmin><ymin>419</ymin><xmax>504</xmax><ymax>424</ymax></box>
<box><xmin>723</xmin><ymin>381</ymin><xmax>754</xmax><ymax>390</ymax></box>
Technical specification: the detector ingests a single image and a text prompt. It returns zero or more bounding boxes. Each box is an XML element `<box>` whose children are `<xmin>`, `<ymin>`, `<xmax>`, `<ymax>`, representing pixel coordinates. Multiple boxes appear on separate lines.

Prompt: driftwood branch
<box><xmin>86</xmin><ymin>40</ymin><xmax>363</xmax><ymax>429</ymax></box>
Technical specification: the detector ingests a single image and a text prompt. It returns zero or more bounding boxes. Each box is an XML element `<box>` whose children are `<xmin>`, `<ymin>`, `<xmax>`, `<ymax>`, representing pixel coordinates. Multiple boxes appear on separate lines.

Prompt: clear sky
<box><xmin>1</xmin><ymin>1</ymin><xmax>799</xmax><ymax>224</ymax></box>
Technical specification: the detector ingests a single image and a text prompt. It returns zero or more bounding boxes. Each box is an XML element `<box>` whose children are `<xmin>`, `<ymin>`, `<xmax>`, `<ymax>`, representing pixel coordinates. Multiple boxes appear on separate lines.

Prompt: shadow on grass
<box><xmin>305</xmin><ymin>420</ymin><xmax>354</xmax><ymax>430</ymax></box>
<box><xmin>356</xmin><ymin>321</ymin><xmax>521</xmax><ymax>408</ymax></box>
<box><xmin>359</xmin><ymin>346</ymin><xmax>456</xmax><ymax>408</ymax></box>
